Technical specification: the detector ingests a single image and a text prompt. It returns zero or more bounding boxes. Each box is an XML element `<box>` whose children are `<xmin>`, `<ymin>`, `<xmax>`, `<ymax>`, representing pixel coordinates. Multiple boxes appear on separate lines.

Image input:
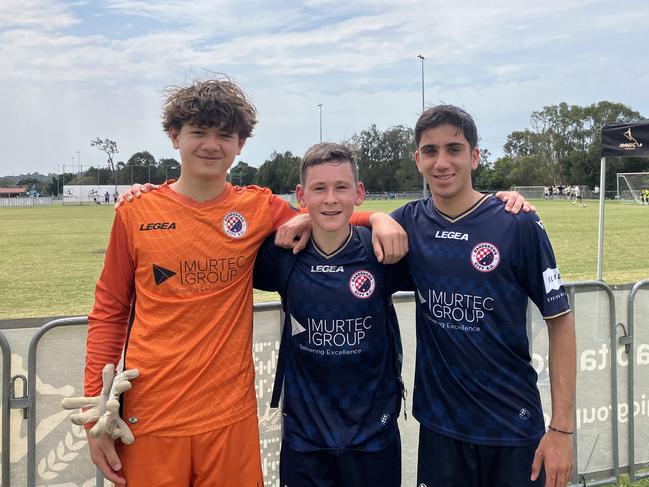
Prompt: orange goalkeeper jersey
<box><xmin>85</xmin><ymin>183</ymin><xmax>303</xmax><ymax>436</ymax></box>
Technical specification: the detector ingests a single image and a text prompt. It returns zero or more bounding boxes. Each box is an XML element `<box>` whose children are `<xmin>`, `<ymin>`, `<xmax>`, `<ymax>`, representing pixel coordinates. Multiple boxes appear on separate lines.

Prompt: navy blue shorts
<box><xmin>279</xmin><ymin>433</ymin><xmax>401</xmax><ymax>487</ymax></box>
<box><xmin>416</xmin><ymin>425</ymin><xmax>545</xmax><ymax>487</ymax></box>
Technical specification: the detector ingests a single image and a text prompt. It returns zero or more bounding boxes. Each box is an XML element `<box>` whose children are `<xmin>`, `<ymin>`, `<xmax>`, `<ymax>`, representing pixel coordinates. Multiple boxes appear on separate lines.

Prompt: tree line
<box><xmin>10</xmin><ymin>100</ymin><xmax>646</xmax><ymax>197</ymax></box>
<box><xmin>235</xmin><ymin>100</ymin><xmax>648</xmax><ymax>194</ymax></box>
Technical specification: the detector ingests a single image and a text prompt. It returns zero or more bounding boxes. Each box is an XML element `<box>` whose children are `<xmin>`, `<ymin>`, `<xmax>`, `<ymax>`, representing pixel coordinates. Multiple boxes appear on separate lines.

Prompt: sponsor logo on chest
<box><xmin>139</xmin><ymin>222</ymin><xmax>177</xmax><ymax>231</ymax></box>
<box><xmin>310</xmin><ymin>265</ymin><xmax>344</xmax><ymax>273</ymax></box>
<box><xmin>434</xmin><ymin>230</ymin><xmax>469</xmax><ymax>241</ymax></box>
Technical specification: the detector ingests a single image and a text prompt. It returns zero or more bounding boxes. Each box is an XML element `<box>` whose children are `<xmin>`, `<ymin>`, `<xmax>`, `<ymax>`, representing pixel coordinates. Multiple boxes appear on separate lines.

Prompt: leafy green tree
<box><xmin>349</xmin><ymin>124</ymin><xmax>418</xmax><ymax>192</ymax></box>
<box><xmin>127</xmin><ymin>151</ymin><xmax>156</xmax><ymax>167</ymax></box>
<box><xmin>156</xmin><ymin>158</ymin><xmax>181</xmax><ymax>183</ymax></box>
<box><xmin>505</xmin><ymin>101</ymin><xmax>645</xmax><ymax>189</ymax></box>
<box><xmin>124</xmin><ymin>151</ymin><xmax>156</xmax><ymax>183</ymax></box>
<box><xmin>229</xmin><ymin>161</ymin><xmax>258</xmax><ymax>186</ymax></box>
<box><xmin>45</xmin><ymin>173</ymin><xmax>75</xmax><ymax>196</ymax></box>
<box><xmin>91</xmin><ymin>137</ymin><xmax>119</xmax><ymax>192</ymax></box>
<box><xmin>255</xmin><ymin>151</ymin><xmax>301</xmax><ymax>193</ymax></box>
<box><xmin>472</xmin><ymin>147</ymin><xmax>493</xmax><ymax>191</ymax></box>
<box><xmin>17</xmin><ymin>177</ymin><xmax>45</xmax><ymax>195</ymax></box>
<box><xmin>487</xmin><ymin>157</ymin><xmax>516</xmax><ymax>190</ymax></box>
<box><xmin>158</xmin><ymin>157</ymin><xmax>180</xmax><ymax>168</ymax></box>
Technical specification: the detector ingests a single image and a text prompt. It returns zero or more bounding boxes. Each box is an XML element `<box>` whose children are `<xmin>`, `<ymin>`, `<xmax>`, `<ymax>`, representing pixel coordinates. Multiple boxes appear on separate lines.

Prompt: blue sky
<box><xmin>1</xmin><ymin>0</ymin><xmax>648</xmax><ymax>175</ymax></box>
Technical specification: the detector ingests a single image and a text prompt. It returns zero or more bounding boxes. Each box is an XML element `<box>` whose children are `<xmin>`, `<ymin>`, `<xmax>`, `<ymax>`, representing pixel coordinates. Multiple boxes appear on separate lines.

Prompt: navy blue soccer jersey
<box><xmin>391</xmin><ymin>195</ymin><xmax>570</xmax><ymax>447</ymax></box>
<box><xmin>254</xmin><ymin>226</ymin><xmax>411</xmax><ymax>452</ymax></box>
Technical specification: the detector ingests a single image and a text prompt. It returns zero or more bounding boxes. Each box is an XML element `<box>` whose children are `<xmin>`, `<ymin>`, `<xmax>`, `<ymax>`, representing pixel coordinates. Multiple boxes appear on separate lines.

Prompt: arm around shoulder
<box><xmin>367</xmin><ymin>212</ymin><xmax>408</xmax><ymax>264</ymax></box>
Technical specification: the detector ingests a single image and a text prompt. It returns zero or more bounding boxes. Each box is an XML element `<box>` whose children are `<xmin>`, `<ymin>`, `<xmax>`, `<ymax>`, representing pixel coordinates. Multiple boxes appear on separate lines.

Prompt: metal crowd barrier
<box><xmin>567</xmin><ymin>282</ymin><xmax>618</xmax><ymax>487</ymax></box>
<box><xmin>628</xmin><ymin>279</ymin><xmax>649</xmax><ymax>483</ymax></box>
<box><xmin>0</xmin><ymin>281</ymin><xmax>647</xmax><ymax>486</ymax></box>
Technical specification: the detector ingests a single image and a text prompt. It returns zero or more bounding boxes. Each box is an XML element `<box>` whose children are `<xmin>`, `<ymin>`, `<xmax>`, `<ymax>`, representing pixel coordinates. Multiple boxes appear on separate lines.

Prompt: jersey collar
<box><xmin>311</xmin><ymin>226</ymin><xmax>353</xmax><ymax>259</ymax></box>
<box><xmin>432</xmin><ymin>193</ymin><xmax>491</xmax><ymax>223</ymax></box>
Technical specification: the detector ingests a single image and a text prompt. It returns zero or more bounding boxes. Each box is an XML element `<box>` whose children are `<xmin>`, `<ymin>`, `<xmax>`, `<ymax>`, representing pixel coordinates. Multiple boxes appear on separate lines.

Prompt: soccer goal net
<box><xmin>511</xmin><ymin>186</ymin><xmax>545</xmax><ymax>199</ymax></box>
<box><xmin>616</xmin><ymin>172</ymin><xmax>649</xmax><ymax>204</ymax></box>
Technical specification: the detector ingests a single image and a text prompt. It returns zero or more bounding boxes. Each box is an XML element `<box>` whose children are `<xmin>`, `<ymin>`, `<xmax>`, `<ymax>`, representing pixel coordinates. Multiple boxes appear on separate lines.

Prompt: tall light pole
<box><xmin>417</xmin><ymin>54</ymin><xmax>427</xmax><ymax>198</ymax></box>
<box><xmin>317</xmin><ymin>104</ymin><xmax>323</xmax><ymax>142</ymax></box>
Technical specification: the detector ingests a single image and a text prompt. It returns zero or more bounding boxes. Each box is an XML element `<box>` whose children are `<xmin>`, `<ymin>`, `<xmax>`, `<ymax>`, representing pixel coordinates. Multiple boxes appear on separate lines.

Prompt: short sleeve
<box><xmin>516</xmin><ymin>215</ymin><xmax>571</xmax><ymax>319</ymax></box>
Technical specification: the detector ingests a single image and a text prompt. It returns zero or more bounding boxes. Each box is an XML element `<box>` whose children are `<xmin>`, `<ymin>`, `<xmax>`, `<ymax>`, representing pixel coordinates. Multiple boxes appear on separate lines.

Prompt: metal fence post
<box><xmin>0</xmin><ymin>333</ymin><xmax>12</xmax><ymax>486</ymax></box>
<box><xmin>627</xmin><ymin>278</ymin><xmax>649</xmax><ymax>482</ymax></box>
<box><xmin>27</xmin><ymin>317</ymin><xmax>88</xmax><ymax>487</ymax></box>
<box><xmin>566</xmin><ymin>281</ymin><xmax>619</xmax><ymax>487</ymax></box>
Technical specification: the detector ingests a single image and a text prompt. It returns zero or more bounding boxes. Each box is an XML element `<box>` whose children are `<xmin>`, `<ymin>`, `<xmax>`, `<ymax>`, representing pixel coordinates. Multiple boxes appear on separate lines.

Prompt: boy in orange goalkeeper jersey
<box><xmin>81</xmin><ymin>78</ymin><xmax>406</xmax><ymax>486</ymax></box>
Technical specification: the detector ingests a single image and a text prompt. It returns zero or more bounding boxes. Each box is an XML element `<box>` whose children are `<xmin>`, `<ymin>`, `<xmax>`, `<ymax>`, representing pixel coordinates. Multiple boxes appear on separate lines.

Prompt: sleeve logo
<box><xmin>543</xmin><ymin>267</ymin><xmax>564</xmax><ymax>294</ymax></box>
<box><xmin>223</xmin><ymin>211</ymin><xmax>247</xmax><ymax>238</ymax></box>
<box><xmin>470</xmin><ymin>242</ymin><xmax>500</xmax><ymax>272</ymax></box>
<box><xmin>349</xmin><ymin>270</ymin><xmax>375</xmax><ymax>299</ymax></box>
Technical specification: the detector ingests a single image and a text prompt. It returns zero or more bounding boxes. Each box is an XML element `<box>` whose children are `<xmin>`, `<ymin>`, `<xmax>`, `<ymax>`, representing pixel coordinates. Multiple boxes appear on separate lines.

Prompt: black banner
<box><xmin>601</xmin><ymin>119</ymin><xmax>649</xmax><ymax>157</ymax></box>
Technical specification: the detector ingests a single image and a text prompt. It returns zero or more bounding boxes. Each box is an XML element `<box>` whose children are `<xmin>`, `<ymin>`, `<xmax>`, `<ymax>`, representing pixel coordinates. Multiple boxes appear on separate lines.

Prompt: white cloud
<box><xmin>0</xmin><ymin>0</ymin><xmax>78</xmax><ymax>30</ymax></box>
<box><xmin>0</xmin><ymin>0</ymin><xmax>648</xmax><ymax>174</ymax></box>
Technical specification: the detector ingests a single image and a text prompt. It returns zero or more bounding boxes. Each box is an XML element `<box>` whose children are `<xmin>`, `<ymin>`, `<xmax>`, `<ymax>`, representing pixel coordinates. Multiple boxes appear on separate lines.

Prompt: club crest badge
<box><xmin>470</xmin><ymin>242</ymin><xmax>500</xmax><ymax>272</ymax></box>
<box><xmin>223</xmin><ymin>211</ymin><xmax>247</xmax><ymax>238</ymax></box>
<box><xmin>349</xmin><ymin>270</ymin><xmax>375</xmax><ymax>299</ymax></box>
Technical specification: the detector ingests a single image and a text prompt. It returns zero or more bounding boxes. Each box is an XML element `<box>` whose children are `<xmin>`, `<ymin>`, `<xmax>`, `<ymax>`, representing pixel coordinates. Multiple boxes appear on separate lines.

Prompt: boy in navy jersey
<box><xmin>391</xmin><ymin>105</ymin><xmax>576</xmax><ymax>487</ymax></box>
<box><xmin>254</xmin><ymin>143</ymin><xmax>412</xmax><ymax>487</ymax></box>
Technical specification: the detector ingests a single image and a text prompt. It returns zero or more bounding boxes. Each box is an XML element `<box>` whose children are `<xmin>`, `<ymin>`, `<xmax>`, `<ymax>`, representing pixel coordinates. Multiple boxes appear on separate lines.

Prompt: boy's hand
<box><xmin>530</xmin><ymin>429</ymin><xmax>573</xmax><ymax>487</ymax></box>
<box><xmin>368</xmin><ymin>213</ymin><xmax>408</xmax><ymax>264</ymax></box>
<box><xmin>87</xmin><ymin>432</ymin><xmax>126</xmax><ymax>486</ymax></box>
<box><xmin>275</xmin><ymin>213</ymin><xmax>312</xmax><ymax>254</ymax></box>
<box><xmin>114</xmin><ymin>183</ymin><xmax>158</xmax><ymax>209</ymax></box>
<box><xmin>495</xmin><ymin>191</ymin><xmax>536</xmax><ymax>214</ymax></box>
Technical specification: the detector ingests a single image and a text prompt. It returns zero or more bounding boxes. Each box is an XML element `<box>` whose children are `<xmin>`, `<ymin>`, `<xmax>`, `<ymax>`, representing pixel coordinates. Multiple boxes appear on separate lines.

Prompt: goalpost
<box><xmin>511</xmin><ymin>186</ymin><xmax>546</xmax><ymax>199</ymax></box>
<box><xmin>616</xmin><ymin>172</ymin><xmax>649</xmax><ymax>204</ymax></box>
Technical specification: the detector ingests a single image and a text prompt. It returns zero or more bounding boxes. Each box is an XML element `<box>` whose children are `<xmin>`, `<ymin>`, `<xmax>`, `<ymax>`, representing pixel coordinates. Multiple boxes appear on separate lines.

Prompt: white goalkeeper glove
<box><xmin>61</xmin><ymin>363</ymin><xmax>140</xmax><ymax>444</ymax></box>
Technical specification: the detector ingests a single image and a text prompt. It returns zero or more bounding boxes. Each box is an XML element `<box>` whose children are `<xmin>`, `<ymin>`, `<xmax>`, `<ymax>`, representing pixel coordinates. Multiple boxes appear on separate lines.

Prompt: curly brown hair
<box><xmin>162</xmin><ymin>77</ymin><xmax>257</xmax><ymax>139</ymax></box>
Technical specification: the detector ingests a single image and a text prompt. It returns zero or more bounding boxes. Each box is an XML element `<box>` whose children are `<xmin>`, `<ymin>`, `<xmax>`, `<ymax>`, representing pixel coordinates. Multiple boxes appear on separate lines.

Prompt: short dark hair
<box><xmin>415</xmin><ymin>104</ymin><xmax>478</xmax><ymax>149</ymax></box>
<box><xmin>162</xmin><ymin>77</ymin><xmax>257</xmax><ymax>139</ymax></box>
<box><xmin>300</xmin><ymin>142</ymin><xmax>358</xmax><ymax>185</ymax></box>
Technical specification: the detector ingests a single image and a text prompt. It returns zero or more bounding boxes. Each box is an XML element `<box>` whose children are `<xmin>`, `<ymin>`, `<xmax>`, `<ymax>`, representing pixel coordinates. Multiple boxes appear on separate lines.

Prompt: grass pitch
<box><xmin>1</xmin><ymin>198</ymin><xmax>648</xmax><ymax>319</ymax></box>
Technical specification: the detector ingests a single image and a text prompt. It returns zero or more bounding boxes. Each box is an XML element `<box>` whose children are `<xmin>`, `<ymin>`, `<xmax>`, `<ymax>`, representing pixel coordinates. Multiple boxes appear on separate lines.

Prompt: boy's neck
<box><xmin>432</xmin><ymin>189</ymin><xmax>484</xmax><ymax>217</ymax></box>
<box><xmin>170</xmin><ymin>176</ymin><xmax>227</xmax><ymax>203</ymax></box>
<box><xmin>312</xmin><ymin>224</ymin><xmax>352</xmax><ymax>255</ymax></box>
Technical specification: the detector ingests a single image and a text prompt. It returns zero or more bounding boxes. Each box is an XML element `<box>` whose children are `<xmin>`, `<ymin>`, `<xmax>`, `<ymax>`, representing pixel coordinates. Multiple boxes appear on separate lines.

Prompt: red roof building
<box><xmin>0</xmin><ymin>187</ymin><xmax>27</xmax><ymax>197</ymax></box>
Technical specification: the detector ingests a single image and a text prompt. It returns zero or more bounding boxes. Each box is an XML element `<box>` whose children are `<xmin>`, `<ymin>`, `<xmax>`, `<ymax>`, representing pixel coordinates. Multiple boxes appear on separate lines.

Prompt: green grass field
<box><xmin>1</xmin><ymin>201</ymin><xmax>649</xmax><ymax>486</ymax></box>
<box><xmin>1</xmin><ymin>199</ymin><xmax>648</xmax><ymax>319</ymax></box>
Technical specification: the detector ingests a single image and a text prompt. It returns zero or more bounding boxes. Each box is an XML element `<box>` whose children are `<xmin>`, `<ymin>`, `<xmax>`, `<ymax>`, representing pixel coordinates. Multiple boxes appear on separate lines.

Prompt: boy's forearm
<box><xmin>547</xmin><ymin>312</ymin><xmax>577</xmax><ymax>430</ymax></box>
<box><xmin>350</xmin><ymin>211</ymin><xmax>372</xmax><ymax>227</ymax></box>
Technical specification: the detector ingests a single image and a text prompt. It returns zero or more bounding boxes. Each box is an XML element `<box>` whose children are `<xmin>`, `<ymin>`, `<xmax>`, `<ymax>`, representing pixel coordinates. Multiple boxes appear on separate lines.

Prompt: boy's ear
<box><xmin>415</xmin><ymin>150</ymin><xmax>422</xmax><ymax>173</ymax></box>
<box><xmin>355</xmin><ymin>182</ymin><xmax>366</xmax><ymax>206</ymax></box>
<box><xmin>169</xmin><ymin>129</ymin><xmax>180</xmax><ymax>150</ymax></box>
<box><xmin>295</xmin><ymin>184</ymin><xmax>307</xmax><ymax>208</ymax></box>
<box><xmin>237</xmin><ymin>136</ymin><xmax>246</xmax><ymax>155</ymax></box>
<box><xmin>471</xmin><ymin>147</ymin><xmax>480</xmax><ymax>171</ymax></box>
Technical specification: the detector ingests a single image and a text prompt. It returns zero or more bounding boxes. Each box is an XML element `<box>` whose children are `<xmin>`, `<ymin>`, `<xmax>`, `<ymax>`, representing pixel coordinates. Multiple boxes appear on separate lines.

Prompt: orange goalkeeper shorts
<box><xmin>116</xmin><ymin>413</ymin><xmax>264</xmax><ymax>486</ymax></box>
